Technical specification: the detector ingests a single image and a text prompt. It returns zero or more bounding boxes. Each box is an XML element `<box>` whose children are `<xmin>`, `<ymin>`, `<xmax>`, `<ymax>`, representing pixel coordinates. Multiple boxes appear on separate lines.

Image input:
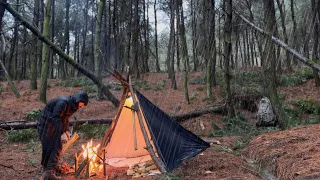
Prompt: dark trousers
<box><xmin>38</xmin><ymin>118</ymin><xmax>62</xmax><ymax>171</ymax></box>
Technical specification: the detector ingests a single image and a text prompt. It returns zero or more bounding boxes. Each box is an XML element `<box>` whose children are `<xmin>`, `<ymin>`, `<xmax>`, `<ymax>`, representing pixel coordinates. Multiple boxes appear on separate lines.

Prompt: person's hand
<box><xmin>65</xmin><ymin>131</ymin><xmax>71</xmax><ymax>139</ymax></box>
<box><xmin>61</xmin><ymin>132</ymin><xmax>70</xmax><ymax>144</ymax></box>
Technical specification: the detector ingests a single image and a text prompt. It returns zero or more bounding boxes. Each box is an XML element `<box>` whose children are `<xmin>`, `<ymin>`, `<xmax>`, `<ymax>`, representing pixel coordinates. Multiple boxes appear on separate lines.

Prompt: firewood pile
<box><xmin>126</xmin><ymin>160</ymin><xmax>160</xmax><ymax>178</ymax></box>
<box><xmin>56</xmin><ymin>162</ymin><xmax>71</xmax><ymax>175</ymax></box>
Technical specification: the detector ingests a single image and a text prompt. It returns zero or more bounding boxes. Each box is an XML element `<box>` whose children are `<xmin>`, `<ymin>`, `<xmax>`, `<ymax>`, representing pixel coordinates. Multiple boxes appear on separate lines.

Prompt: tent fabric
<box><xmin>105</xmin><ymin>97</ymin><xmax>155</xmax><ymax>158</ymax></box>
<box><xmin>136</xmin><ymin>90</ymin><xmax>210</xmax><ymax>172</ymax></box>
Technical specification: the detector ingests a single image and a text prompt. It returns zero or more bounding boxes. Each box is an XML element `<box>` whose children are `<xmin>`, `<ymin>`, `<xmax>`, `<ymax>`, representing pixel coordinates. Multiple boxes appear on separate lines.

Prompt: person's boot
<box><xmin>42</xmin><ymin>170</ymin><xmax>61</xmax><ymax>180</ymax></box>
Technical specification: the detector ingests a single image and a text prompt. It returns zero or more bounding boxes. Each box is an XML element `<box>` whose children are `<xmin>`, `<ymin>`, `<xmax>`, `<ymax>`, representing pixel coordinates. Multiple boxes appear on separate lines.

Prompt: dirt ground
<box><xmin>0</xmin><ymin>72</ymin><xmax>320</xmax><ymax>180</ymax></box>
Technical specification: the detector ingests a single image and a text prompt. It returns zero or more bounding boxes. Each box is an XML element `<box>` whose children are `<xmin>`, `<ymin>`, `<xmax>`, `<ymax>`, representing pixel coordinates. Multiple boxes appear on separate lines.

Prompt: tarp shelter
<box><xmin>100</xmin><ymin>70</ymin><xmax>210</xmax><ymax>173</ymax></box>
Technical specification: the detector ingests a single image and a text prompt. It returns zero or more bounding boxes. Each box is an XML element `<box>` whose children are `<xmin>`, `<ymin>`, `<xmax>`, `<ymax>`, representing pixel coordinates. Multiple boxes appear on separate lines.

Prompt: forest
<box><xmin>0</xmin><ymin>0</ymin><xmax>320</xmax><ymax>179</ymax></box>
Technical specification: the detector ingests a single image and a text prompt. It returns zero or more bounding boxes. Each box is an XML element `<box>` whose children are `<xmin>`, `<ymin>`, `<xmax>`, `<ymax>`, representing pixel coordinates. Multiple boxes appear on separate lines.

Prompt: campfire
<box><xmin>74</xmin><ymin>139</ymin><xmax>105</xmax><ymax>178</ymax></box>
<box><xmin>81</xmin><ymin>140</ymin><xmax>102</xmax><ymax>173</ymax></box>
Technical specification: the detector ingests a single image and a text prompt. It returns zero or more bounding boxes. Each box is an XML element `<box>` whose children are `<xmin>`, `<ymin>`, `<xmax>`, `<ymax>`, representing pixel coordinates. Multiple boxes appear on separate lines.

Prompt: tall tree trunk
<box><xmin>276</xmin><ymin>0</ymin><xmax>292</xmax><ymax>72</ymax></box>
<box><xmin>79</xmin><ymin>0</ymin><xmax>88</xmax><ymax>76</ymax></box>
<box><xmin>49</xmin><ymin>0</ymin><xmax>54</xmax><ymax>79</ymax></box>
<box><xmin>30</xmin><ymin>0</ymin><xmax>39</xmax><ymax>89</ymax></box>
<box><xmin>90</xmin><ymin>5</ymin><xmax>95</xmax><ymax>72</ymax></box>
<box><xmin>13</xmin><ymin>0</ymin><xmax>19</xmax><ymax>80</ymax></box>
<box><xmin>154</xmin><ymin>0</ymin><xmax>160</xmax><ymax>72</ymax></box>
<box><xmin>206</xmin><ymin>0</ymin><xmax>216</xmax><ymax>98</ymax></box>
<box><xmin>39</xmin><ymin>0</ymin><xmax>51</xmax><ymax>103</ymax></box>
<box><xmin>131</xmin><ymin>0</ymin><xmax>140</xmax><ymax>79</ymax></box>
<box><xmin>7</xmin><ymin>0</ymin><xmax>19</xmax><ymax>79</ymax></box>
<box><xmin>63</xmin><ymin>0</ymin><xmax>70</xmax><ymax>79</ymax></box>
<box><xmin>175</xmin><ymin>0</ymin><xmax>180</xmax><ymax>72</ymax></box>
<box><xmin>191</xmin><ymin>0</ymin><xmax>198</xmax><ymax>72</ymax></box>
<box><xmin>178</xmin><ymin>0</ymin><xmax>189</xmax><ymax>104</ymax></box>
<box><xmin>142</xmin><ymin>0</ymin><xmax>149</xmax><ymax>72</ymax></box>
<box><xmin>94</xmin><ymin>0</ymin><xmax>105</xmax><ymax>78</ymax></box>
<box><xmin>312</xmin><ymin>0</ymin><xmax>320</xmax><ymax>86</ymax></box>
<box><xmin>38</xmin><ymin>0</ymin><xmax>44</xmax><ymax>75</ymax></box>
<box><xmin>167</xmin><ymin>0</ymin><xmax>175</xmax><ymax>79</ymax></box>
<box><xmin>290</xmin><ymin>0</ymin><xmax>298</xmax><ymax>67</ymax></box>
<box><xmin>262</xmin><ymin>0</ymin><xmax>287</xmax><ymax>129</ymax></box>
<box><xmin>21</xmin><ymin>26</ymin><xmax>27</xmax><ymax>79</ymax></box>
<box><xmin>94</xmin><ymin>0</ymin><xmax>106</xmax><ymax>99</ymax></box>
<box><xmin>125</xmin><ymin>0</ymin><xmax>132</xmax><ymax>71</ymax></box>
<box><xmin>218</xmin><ymin>0</ymin><xmax>224</xmax><ymax>69</ymax></box>
<box><xmin>167</xmin><ymin>0</ymin><xmax>177</xmax><ymax>89</ymax></box>
<box><xmin>224</xmin><ymin>0</ymin><xmax>235</xmax><ymax>116</ymax></box>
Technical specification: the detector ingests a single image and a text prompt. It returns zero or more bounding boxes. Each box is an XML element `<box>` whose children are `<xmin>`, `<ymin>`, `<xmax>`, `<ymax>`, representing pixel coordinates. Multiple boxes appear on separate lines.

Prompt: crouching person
<box><xmin>37</xmin><ymin>92</ymin><xmax>89</xmax><ymax>180</ymax></box>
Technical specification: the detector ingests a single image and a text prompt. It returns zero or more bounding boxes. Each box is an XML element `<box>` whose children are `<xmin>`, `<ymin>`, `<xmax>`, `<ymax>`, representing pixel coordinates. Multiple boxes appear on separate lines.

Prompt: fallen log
<box><xmin>0</xmin><ymin>118</ymin><xmax>113</xmax><ymax>130</ymax></box>
<box><xmin>0</xmin><ymin>105</ymin><xmax>225</xmax><ymax>130</ymax></box>
<box><xmin>174</xmin><ymin>106</ymin><xmax>226</xmax><ymax>121</ymax></box>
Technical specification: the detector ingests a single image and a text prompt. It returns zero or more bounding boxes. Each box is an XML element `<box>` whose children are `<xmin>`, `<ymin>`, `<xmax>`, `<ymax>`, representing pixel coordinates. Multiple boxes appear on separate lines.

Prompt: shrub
<box><xmin>279</xmin><ymin>75</ymin><xmax>304</xmax><ymax>87</ymax></box>
<box><xmin>154</xmin><ymin>80</ymin><xmax>166</xmax><ymax>91</ymax></box>
<box><xmin>7</xmin><ymin>129</ymin><xmax>38</xmax><ymax>142</ymax></box>
<box><xmin>105</xmin><ymin>82</ymin><xmax>122</xmax><ymax>91</ymax></box>
<box><xmin>295</xmin><ymin>98</ymin><xmax>320</xmax><ymax>115</ymax></box>
<box><xmin>75</xmin><ymin>123</ymin><xmax>108</xmax><ymax>139</ymax></box>
<box><xmin>55</xmin><ymin>77</ymin><xmax>94</xmax><ymax>87</ymax></box>
<box><xmin>82</xmin><ymin>86</ymin><xmax>98</xmax><ymax>93</ymax></box>
<box><xmin>189</xmin><ymin>75</ymin><xmax>205</xmax><ymax>85</ymax></box>
<box><xmin>279</xmin><ymin>68</ymin><xmax>314</xmax><ymax>87</ymax></box>
<box><xmin>134</xmin><ymin>79</ymin><xmax>152</xmax><ymax>90</ymax></box>
<box><xmin>297</xmin><ymin>67</ymin><xmax>314</xmax><ymax>79</ymax></box>
<box><xmin>26</xmin><ymin>109</ymin><xmax>42</xmax><ymax>121</ymax></box>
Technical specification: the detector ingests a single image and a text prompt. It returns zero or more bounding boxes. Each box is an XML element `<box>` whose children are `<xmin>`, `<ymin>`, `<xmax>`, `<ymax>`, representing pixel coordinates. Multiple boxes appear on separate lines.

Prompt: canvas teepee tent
<box><xmin>99</xmin><ymin>70</ymin><xmax>210</xmax><ymax>173</ymax></box>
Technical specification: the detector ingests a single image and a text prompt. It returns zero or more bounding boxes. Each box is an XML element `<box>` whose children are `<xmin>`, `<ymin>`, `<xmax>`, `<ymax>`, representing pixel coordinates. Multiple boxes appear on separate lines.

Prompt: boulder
<box><xmin>256</xmin><ymin>97</ymin><xmax>277</xmax><ymax>127</ymax></box>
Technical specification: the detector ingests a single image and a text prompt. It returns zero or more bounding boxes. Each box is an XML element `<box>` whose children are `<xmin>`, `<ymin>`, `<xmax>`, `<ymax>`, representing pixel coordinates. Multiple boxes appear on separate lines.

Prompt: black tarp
<box><xmin>136</xmin><ymin>90</ymin><xmax>210</xmax><ymax>172</ymax></box>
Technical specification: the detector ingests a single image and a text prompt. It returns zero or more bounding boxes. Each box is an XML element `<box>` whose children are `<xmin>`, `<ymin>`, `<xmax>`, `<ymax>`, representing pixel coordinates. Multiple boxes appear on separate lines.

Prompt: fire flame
<box><xmin>81</xmin><ymin>139</ymin><xmax>102</xmax><ymax>173</ymax></box>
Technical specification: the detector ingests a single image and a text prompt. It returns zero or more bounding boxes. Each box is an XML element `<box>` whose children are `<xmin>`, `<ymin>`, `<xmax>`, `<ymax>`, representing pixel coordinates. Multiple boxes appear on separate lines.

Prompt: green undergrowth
<box><xmin>160</xmin><ymin>173</ymin><xmax>180</xmax><ymax>180</ymax></box>
<box><xmin>279</xmin><ymin>67</ymin><xmax>314</xmax><ymax>87</ymax></box>
<box><xmin>210</xmin><ymin>114</ymin><xmax>279</xmax><ymax>155</ymax></box>
<box><xmin>55</xmin><ymin>76</ymin><xmax>94</xmax><ymax>87</ymax></box>
<box><xmin>284</xmin><ymin>98</ymin><xmax>320</xmax><ymax>127</ymax></box>
<box><xmin>25</xmin><ymin>109</ymin><xmax>41</xmax><ymax>121</ymax></box>
<box><xmin>104</xmin><ymin>82</ymin><xmax>122</xmax><ymax>91</ymax></box>
<box><xmin>133</xmin><ymin>79</ymin><xmax>167</xmax><ymax>91</ymax></box>
<box><xmin>7</xmin><ymin>129</ymin><xmax>38</xmax><ymax>142</ymax></box>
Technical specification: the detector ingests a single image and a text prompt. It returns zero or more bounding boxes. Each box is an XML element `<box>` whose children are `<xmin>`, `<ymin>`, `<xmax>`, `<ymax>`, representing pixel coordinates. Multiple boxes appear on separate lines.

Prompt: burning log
<box><xmin>75</xmin><ymin>159</ymin><xmax>88</xmax><ymax>177</ymax></box>
<box><xmin>127</xmin><ymin>160</ymin><xmax>160</xmax><ymax>178</ymax></box>
<box><xmin>74</xmin><ymin>140</ymin><xmax>103</xmax><ymax>178</ymax></box>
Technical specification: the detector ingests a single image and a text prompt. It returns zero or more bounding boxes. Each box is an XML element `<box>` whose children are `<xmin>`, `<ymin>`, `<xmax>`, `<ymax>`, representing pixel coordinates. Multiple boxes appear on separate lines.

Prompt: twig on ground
<box><xmin>0</xmin><ymin>163</ymin><xmax>15</xmax><ymax>170</ymax></box>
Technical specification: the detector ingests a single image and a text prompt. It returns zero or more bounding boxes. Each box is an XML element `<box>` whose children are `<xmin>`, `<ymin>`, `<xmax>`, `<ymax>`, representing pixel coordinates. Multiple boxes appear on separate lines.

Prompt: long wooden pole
<box><xmin>236</xmin><ymin>12</ymin><xmax>320</xmax><ymax>72</ymax></box>
<box><xmin>98</xmin><ymin>88</ymin><xmax>127</xmax><ymax>155</ymax></box>
<box><xmin>128</xmin><ymin>76</ymin><xmax>167</xmax><ymax>173</ymax></box>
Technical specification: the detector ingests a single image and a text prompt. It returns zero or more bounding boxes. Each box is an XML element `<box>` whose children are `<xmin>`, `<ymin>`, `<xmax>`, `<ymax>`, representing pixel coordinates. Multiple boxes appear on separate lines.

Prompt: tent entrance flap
<box><xmin>105</xmin><ymin>97</ymin><xmax>156</xmax><ymax>158</ymax></box>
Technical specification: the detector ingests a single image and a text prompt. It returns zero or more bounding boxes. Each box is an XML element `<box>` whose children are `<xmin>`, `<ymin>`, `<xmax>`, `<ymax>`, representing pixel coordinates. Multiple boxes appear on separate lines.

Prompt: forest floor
<box><xmin>0</xmin><ymin>72</ymin><xmax>320</xmax><ymax>180</ymax></box>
